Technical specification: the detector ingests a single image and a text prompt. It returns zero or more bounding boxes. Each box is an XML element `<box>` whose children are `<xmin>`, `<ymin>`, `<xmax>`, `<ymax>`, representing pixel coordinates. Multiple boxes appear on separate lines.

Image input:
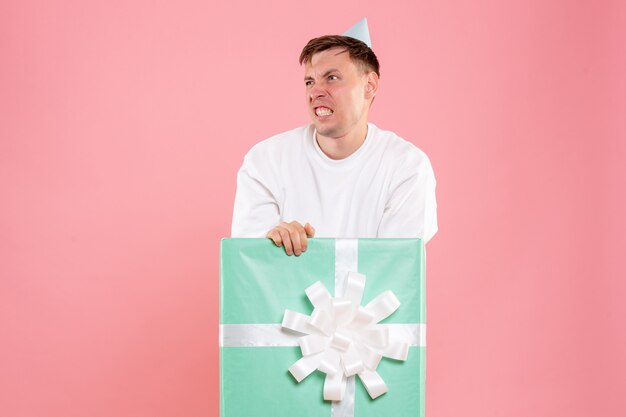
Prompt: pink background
<box><xmin>2</xmin><ymin>1</ymin><xmax>625</xmax><ymax>416</ymax></box>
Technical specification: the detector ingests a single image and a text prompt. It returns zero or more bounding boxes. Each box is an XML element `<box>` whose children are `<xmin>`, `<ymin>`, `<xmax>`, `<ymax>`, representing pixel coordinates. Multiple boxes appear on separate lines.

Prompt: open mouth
<box><xmin>314</xmin><ymin>106</ymin><xmax>334</xmax><ymax>117</ymax></box>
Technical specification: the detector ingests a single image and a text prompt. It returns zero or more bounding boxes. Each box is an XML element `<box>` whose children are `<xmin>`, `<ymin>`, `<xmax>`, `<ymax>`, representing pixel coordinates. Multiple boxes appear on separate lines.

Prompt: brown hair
<box><xmin>299</xmin><ymin>35</ymin><xmax>380</xmax><ymax>77</ymax></box>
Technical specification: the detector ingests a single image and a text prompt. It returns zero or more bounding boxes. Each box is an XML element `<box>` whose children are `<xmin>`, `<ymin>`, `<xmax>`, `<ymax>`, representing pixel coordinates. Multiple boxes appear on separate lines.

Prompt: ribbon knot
<box><xmin>281</xmin><ymin>271</ymin><xmax>409</xmax><ymax>401</ymax></box>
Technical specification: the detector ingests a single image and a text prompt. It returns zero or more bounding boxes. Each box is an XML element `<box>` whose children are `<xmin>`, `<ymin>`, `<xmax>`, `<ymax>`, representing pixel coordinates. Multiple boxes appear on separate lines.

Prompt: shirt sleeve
<box><xmin>230</xmin><ymin>152</ymin><xmax>282</xmax><ymax>237</ymax></box>
<box><xmin>377</xmin><ymin>152</ymin><xmax>438</xmax><ymax>242</ymax></box>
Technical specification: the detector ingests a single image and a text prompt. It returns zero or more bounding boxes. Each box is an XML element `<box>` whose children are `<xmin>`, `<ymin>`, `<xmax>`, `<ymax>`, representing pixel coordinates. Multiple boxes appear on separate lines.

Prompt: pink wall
<box><xmin>1</xmin><ymin>1</ymin><xmax>624</xmax><ymax>416</ymax></box>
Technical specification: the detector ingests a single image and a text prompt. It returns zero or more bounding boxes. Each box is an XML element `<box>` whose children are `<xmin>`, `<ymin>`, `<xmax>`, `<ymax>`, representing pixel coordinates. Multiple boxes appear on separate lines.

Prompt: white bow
<box><xmin>281</xmin><ymin>271</ymin><xmax>409</xmax><ymax>401</ymax></box>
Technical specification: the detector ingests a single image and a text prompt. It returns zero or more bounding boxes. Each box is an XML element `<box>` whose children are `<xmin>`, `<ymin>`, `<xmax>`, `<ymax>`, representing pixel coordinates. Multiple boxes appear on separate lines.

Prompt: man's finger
<box><xmin>282</xmin><ymin>221</ymin><xmax>305</xmax><ymax>256</ymax></box>
<box><xmin>304</xmin><ymin>223</ymin><xmax>315</xmax><ymax>238</ymax></box>
<box><xmin>290</xmin><ymin>221</ymin><xmax>308</xmax><ymax>252</ymax></box>
<box><xmin>278</xmin><ymin>227</ymin><xmax>294</xmax><ymax>256</ymax></box>
<box><xmin>300</xmin><ymin>229</ymin><xmax>308</xmax><ymax>252</ymax></box>
<box><xmin>266</xmin><ymin>229</ymin><xmax>282</xmax><ymax>247</ymax></box>
<box><xmin>288</xmin><ymin>225</ymin><xmax>303</xmax><ymax>256</ymax></box>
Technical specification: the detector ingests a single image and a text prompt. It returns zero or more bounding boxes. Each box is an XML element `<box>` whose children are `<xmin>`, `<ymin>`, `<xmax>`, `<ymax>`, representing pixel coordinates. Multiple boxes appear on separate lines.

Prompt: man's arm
<box><xmin>231</xmin><ymin>154</ymin><xmax>315</xmax><ymax>255</ymax></box>
<box><xmin>231</xmin><ymin>155</ymin><xmax>282</xmax><ymax>238</ymax></box>
<box><xmin>377</xmin><ymin>153</ymin><xmax>438</xmax><ymax>242</ymax></box>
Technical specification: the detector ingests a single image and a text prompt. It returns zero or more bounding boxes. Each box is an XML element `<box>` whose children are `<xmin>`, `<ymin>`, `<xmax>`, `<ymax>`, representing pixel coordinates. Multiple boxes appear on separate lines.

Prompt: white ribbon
<box><xmin>220</xmin><ymin>323</ymin><xmax>424</xmax><ymax>348</ymax></box>
<box><xmin>282</xmin><ymin>272</ymin><xmax>410</xmax><ymax>401</ymax></box>
<box><xmin>219</xmin><ymin>239</ymin><xmax>426</xmax><ymax>417</ymax></box>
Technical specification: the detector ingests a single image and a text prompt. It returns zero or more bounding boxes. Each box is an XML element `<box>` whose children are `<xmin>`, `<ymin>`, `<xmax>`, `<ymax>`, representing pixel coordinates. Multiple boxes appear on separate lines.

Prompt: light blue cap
<box><xmin>342</xmin><ymin>18</ymin><xmax>372</xmax><ymax>48</ymax></box>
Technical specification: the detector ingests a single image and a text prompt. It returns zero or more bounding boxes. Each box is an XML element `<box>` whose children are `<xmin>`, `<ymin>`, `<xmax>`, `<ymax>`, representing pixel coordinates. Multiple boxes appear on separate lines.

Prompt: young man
<box><xmin>231</xmin><ymin>20</ymin><xmax>438</xmax><ymax>255</ymax></box>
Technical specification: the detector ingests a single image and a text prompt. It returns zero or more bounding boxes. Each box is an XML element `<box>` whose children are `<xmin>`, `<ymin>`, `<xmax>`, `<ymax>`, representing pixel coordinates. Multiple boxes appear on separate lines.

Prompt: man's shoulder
<box><xmin>370</xmin><ymin>124</ymin><xmax>432</xmax><ymax>167</ymax></box>
<box><xmin>246</xmin><ymin>124</ymin><xmax>312</xmax><ymax>159</ymax></box>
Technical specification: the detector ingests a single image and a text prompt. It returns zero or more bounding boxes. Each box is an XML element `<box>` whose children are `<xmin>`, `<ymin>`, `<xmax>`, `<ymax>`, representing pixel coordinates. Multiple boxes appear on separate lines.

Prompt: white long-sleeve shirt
<box><xmin>231</xmin><ymin>123</ymin><xmax>438</xmax><ymax>242</ymax></box>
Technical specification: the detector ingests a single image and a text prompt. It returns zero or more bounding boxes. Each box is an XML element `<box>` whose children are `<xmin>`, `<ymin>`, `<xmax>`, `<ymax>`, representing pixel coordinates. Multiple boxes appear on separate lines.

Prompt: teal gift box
<box><xmin>220</xmin><ymin>238</ymin><xmax>426</xmax><ymax>417</ymax></box>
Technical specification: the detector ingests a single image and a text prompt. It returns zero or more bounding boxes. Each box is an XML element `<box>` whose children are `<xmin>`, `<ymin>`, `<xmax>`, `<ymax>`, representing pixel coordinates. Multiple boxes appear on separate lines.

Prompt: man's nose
<box><xmin>309</xmin><ymin>84</ymin><xmax>326</xmax><ymax>100</ymax></box>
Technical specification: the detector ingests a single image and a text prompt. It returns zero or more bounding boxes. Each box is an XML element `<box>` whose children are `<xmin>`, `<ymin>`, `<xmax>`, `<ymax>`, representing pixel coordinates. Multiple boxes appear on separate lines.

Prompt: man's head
<box><xmin>299</xmin><ymin>35</ymin><xmax>380</xmax><ymax>78</ymax></box>
<box><xmin>300</xmin><ymin>36</ymin><xmax>380</xmax><ymax>140</ymax></box>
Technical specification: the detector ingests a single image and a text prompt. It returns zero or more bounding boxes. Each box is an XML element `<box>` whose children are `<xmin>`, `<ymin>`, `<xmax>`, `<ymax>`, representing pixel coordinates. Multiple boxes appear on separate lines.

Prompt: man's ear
<box><xmin>365</xmin><ymin>71</ymin><xmax>379</xmax><ymax>100</ymax></box>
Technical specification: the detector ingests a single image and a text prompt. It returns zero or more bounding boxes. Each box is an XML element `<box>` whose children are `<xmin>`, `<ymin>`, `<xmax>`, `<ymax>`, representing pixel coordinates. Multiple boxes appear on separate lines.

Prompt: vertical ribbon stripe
<box><xmin>333</xmin><ymin>239</ymin><xmax>358</xmax><ymax>416</ymax></box>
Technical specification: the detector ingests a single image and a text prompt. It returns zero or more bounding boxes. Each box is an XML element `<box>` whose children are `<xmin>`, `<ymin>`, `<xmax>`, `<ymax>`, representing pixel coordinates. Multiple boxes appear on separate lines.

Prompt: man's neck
<box><xmin>316</xmin><ymin>123</ymin><xmax>369</xmax><ymax>160</ymax></box>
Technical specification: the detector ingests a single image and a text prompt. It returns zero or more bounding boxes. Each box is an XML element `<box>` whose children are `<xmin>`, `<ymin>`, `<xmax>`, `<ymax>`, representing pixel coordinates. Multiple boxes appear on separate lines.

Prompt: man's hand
<box><xmin>266</xmin><ymin>221</ymin><xmax>316</xmax><ymax>256</ymax></box>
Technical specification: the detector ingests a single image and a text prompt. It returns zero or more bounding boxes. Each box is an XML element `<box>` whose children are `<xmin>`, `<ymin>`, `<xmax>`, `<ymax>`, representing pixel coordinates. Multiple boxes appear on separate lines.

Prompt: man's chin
<box><xmin>312</xmin><ymin>122</ymin><xmax>339</xmax><ymax>138</ymax></box>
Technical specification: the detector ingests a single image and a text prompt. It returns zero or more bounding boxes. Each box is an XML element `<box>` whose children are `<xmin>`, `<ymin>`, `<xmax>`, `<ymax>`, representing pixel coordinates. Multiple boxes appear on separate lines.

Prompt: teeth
<box><xmin>315</xmin><ymin>107</ymin><xmax>333</xmax><ymax>116</ymax></box>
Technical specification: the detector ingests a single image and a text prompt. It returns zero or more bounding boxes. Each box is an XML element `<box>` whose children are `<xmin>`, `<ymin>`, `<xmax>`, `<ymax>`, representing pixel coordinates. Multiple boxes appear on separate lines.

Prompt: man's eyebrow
<box><xmin>304</xmin><ymin>69</ymin><xmax>340</xmax><ymax>81</ymax></box>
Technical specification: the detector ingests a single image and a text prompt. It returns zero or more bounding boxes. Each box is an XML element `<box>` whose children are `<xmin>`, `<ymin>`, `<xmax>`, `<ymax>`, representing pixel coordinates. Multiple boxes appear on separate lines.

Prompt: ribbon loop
<box><xmin>306</xmin><ymin>281</ymin><xmax>333</xmax><ymax>308</ymax></box>
<box><xmin>330</xmin><ymin>332</ymin><xmax>352</xmax><ymax>352</ymax></box>
<box><xmin>332</xmin><ymin>298</ymin><xmax>354</xmax><ymax>325</ymax></box>
<box><xmin>351</xmin><ymin>307</ymin><xmax>374</xmax><ymax>326</ymax></box>
<box><xmin>341</xmin><ymin>344</ymin><xmax>365</xmax><ymax>376</ymax></box>
<box><xmin>359</xmin><ymin>326</ymin><xmax>388</xmax><ymax>348</ymax></box>
<box><xmin>318</xmin><ymin>349</ymin><xmax>341</xmax><ymax>375</ymax></box>
<box><xmin>282</xmin><ymin>310</ymin><xmax>312</xmax><ymax>334</ymax></box>
<box><xmin>364</xmin><ymin>290</ymin><xmax>401</xmax><ymax>323</ymax></box>
<box><xmin>358</xmin><ymin>370</ymin><xmax>388</xmax><ymax>399</ymax></box>
<box><xmin>324</xmin><ymin>372</ymin><xmax>347</xmax><ymax>401</ymax></box>
<box><xmin>342</xmin><ymin>271</ymin><xmax>366</xmax><ymax>306</ymax></box>
<box><xmin>289</xmin><ymin>353</ymin><xmax>323</xmax><ymax>382</ymax></box>
<box><xmin>308</xmin><ymin>307</ymin><xmax>334</xmax><ymax>336</ymax></box>
<box><xmin>299</xmin><ymin>334</ymin><xmax>329</xmax><ymax>356</ymax></box>
<box><xmin>355</xmin><ymin>344</ymin><xmax>382</xmax><ymax>370</ymax></box>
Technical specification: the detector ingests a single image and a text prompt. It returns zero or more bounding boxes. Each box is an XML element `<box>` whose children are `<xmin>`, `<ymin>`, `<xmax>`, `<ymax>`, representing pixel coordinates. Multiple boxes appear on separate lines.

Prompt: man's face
<box><xmin>304</xmin><ymin>48</ymin><xmax>375</xmax><ymax>139</ymax></box>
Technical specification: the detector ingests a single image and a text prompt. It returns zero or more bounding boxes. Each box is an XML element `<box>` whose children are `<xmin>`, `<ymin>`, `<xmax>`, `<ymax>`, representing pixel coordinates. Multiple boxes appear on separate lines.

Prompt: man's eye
<box><xmin>328</xmin><ymin>75</ymin><xmax>338</xmax><ymax>81</ymax></box>
<box><xmin>305</xmin><ymin>80</ymin><xmax>313</xmax><ymax>87</ymax></box>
